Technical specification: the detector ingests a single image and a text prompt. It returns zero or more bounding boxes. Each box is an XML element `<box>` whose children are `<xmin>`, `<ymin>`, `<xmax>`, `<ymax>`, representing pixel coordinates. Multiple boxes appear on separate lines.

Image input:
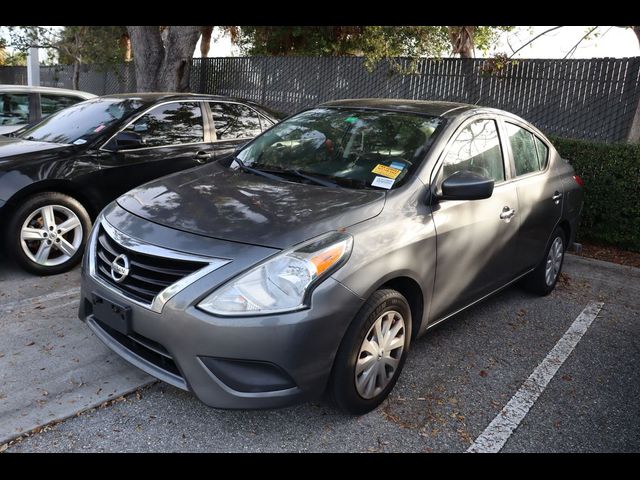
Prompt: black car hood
<box><xmin>0</xmin><ymin>136</ymin><xmax>68</xmax><ymax>163</ymax></box>
<box><xmin>116</xmin><ymin>162</ymin><xmax>386</xmax><ymax>249</ymax></box>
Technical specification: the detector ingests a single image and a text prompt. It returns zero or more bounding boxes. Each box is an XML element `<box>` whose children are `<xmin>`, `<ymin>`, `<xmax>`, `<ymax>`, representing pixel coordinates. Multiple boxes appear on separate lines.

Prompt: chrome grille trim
<box><xmin>88</xmin><ymin>216</ymin><xmax>231</xmax><ymax>313</ymax></box>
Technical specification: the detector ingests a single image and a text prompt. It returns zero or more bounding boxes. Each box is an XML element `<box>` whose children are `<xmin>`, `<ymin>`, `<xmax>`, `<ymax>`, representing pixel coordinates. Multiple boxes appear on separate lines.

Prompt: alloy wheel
<box><xmin>20</xmin><ymin>204</ymin><xmax>83</xmax><ymax>267</ymax></box>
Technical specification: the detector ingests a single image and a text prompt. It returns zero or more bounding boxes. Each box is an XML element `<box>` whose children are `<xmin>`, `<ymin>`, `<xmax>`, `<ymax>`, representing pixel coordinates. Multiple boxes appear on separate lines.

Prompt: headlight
<box><xmin>197</xmin><ymin>231</ymin><xmax>353</xmax><ymax>316</ymax></box>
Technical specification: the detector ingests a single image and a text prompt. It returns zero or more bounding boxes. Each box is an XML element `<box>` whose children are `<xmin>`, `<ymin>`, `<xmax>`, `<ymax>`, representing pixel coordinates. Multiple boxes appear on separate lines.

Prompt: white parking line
<box><xmin>0</xmin><ymin>287</ymin><xmax>81</xmax><ymax>316</ymax></box>
<box><xmin>467</xmin><ymin>301</ymin><xmax>604</xmax><ymax>453</ymax></box>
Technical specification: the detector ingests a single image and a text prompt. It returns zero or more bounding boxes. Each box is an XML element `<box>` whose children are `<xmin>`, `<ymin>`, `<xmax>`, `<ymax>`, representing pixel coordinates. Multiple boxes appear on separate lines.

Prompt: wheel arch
<box><xmin>0</xmin><ymin>180</ymin><xmax>101</xmax><ymax>222</ymax></box>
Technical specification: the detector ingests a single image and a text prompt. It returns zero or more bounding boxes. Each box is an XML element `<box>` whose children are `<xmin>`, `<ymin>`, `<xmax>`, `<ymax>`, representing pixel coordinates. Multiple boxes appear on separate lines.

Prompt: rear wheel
<box><xmin>522</xmin><ymin>227</ymin><xmax>566</xmax><ymax>296</ymax></box>
<box><xmin>7</xmin><ymin>192</ymin><xmax>91</xmax><ymax>275</ymax></box>
<box><xmin>329</xmin><ymin>289</ymin><xmax>412</xmax><ymax>415</ymax></box>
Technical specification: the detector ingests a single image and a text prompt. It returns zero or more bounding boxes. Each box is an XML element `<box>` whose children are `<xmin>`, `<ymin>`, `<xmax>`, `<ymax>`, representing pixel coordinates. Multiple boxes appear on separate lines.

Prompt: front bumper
<box><xmin>78</xmin><ymin>214</ymin><xmax>364</xmax><ymax>409</ymax></box>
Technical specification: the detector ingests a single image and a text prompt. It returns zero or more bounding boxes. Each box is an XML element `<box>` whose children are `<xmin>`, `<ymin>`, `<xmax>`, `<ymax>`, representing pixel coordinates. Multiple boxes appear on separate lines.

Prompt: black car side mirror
<box><xmin>438</xmin><ymin>170</ymin><xmax>494</xmax><ymax>201</ymax></box>
<box><xmin>115</xmin><ymin>131</ymin><xmax>145</xmax><ymax>150</ymax></box>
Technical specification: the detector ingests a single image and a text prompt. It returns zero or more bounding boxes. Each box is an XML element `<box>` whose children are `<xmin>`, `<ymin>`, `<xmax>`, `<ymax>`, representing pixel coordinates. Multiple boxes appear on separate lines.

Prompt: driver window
<box><xmin>440</xmin><ymin>118</ymin><xmax>505</xmax><ymax>184</ymax></box>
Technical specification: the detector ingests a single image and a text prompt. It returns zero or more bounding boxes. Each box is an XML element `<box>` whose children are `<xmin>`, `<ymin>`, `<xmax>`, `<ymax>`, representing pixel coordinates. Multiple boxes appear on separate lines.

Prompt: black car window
<box><xmin>534</xmin><ymin>136</ymin><xmax>549</xmax><ymax>170</ymax></box>
<box><xmin>441</xmin><ymin>119</ymin><xmax>505</xmax><ymax>183</ymax></box>
<box><xmin>41</xmin><ymin>94</ymin><xmax>84</xmax><ymax>118</ymax></box>
<box><xmin>130</xmin><ymin>102</ymin><xmax>204</xmax><ymax>148</ymax></box>
<box><xmin>0</xmin><ymin>93</ymin><xmax>29</xmax><ymax>126</ymax></box>
<box><xmin>209</xmin><ymin>102</ymin><xmax>262</xmax><ymax>140</ymax></box>
<box><xmin>506</xmin><ymin>122</ymin><xmax>540</xmax><ymax>176</ymax></box>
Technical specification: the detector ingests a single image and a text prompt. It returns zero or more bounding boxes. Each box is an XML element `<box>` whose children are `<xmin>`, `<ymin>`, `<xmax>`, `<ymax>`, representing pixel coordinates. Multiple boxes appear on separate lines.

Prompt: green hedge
<box><xmin>548</xmin><ymin>136</ymin><xmax>640</xmax><ymax>252</ymax></box>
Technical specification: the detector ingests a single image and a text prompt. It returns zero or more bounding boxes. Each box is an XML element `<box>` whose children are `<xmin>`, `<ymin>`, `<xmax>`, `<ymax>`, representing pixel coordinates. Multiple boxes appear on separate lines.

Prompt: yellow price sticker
<box><xmin>371</xmin><ymin>164</ymin><xmax>402</xmax><ymax>179</ymax></box>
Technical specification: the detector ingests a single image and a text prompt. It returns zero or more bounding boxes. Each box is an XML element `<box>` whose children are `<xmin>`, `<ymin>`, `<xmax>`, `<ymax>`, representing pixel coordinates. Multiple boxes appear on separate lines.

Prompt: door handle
<box><xmin>194</xmin><ymin>151</ymin><xmax>212</xmax><ymax>163</ymax></box>
<box><xmin>552</xmin><ymin>191</ymin><xmax>563</xmax><ymax>204</ymax></box>
<box><xmin>500</xmin><ymin>206</ymin><xmax>516</xmax><ymax>222</ymax></box>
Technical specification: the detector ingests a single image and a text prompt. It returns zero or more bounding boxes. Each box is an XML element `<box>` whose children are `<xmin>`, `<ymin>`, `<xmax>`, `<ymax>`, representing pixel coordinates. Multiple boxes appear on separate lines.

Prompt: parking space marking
<box><xmin>0</xmin><ymin>287</ymin><xmax>81</xmax><ymax>316</ymax></box>
<box><xmin>467</xmin><ymin>301</ymin><xmax>604</xmax><ymax>453</ymax></box>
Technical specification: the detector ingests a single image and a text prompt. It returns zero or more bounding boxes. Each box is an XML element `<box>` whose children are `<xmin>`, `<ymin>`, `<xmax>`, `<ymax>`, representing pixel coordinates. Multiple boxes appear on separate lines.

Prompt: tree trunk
<box><xmin>449</xmin><ymin>26</ymin><xmax>476</xmax><ymax>58</ymax></box>
<box><xmin>120</xmin><ymin>33</ymin><xmax>132</xmax><ymax>62</ymax></box>
<box><xmin>127</xmin><ymin>25</ymin><xmax>201</xmax><ymax>92</ymax></box>
<box><xmin>200</xmin><ymin>26</ymin><xmax>213</xmax><ymax>57</ymax></box>
<box><xmin>72</xmin><ymin>60</ymin><xmax>80</xmax><ymax>90</ymax></box>
<box><xmin>632</xmin><ymin>26</ymin><xmax>640</xmax><ymax>48</ymax></box>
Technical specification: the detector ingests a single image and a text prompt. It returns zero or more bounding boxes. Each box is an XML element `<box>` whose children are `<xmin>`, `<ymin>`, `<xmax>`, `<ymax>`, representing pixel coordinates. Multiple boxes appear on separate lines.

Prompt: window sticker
<box><xmin>389</xmin><ymin>161</ymin><xmax>406</xmax><ymax>171</ymax></box>
<box><xmin>372</xmin><ymin>164</ymin><xmax>402</xmax><ymax>179</ymax></box>
<box><xmin>344</xmin><ymin>116</ymin><xmax>359</xmax><ymax>124</ymax></box>
<box><xmin>94</xmin><ymin>124</ymin><xmax>106</xmax><ymax>133</ymax></box>
<box><xmin>371</xmin><ymin>176</ymin><xmax>394</xmax><ymax>189</ymax></box>
<box><xmin>72</xmin><ymin>139</ymin><xmax>87</xmax><ymax>145</ymax></box>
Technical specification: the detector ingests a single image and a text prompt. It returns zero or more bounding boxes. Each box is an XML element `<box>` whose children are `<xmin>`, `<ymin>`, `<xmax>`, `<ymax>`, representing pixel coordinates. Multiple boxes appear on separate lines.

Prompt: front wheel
<box><xmin>6</xmin><ymin>192</ymin><xmax>91</xmax><ymax>275</ymax></box>
<box><xmin>328</xmin><ymin>289</ymin><xmax>412</xmax><ymax>415</ymax></box>
<box><xmin>522</xmin><ymin>227</ymin><xmax>566</xmax><ymax>296</ymax></box>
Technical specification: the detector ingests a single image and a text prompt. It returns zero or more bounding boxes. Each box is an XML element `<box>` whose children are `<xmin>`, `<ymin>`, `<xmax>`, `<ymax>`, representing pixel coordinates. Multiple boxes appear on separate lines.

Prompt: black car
<box><xmin>0</xmin><ymin>93</ymin><xmax>284</xmax><ymax>275</ymax></box>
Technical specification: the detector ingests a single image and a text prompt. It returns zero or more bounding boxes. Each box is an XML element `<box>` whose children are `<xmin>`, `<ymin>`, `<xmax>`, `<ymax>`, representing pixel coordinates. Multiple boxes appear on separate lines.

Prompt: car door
<box><xmin>501</xmin><ymin>119</ymin><xmax>563</xmax><ymax>272</ymax></box>
<box><xmin>97</xmin><ymin>101</ymin><xmax>214</xmax><ymax>199</ymax></box>
<box><xmin>206</xmin><ymin>101</ymin><xmax>264</xmax><ymax>161</ymax></box>
<box><xmin>429</xmin><ymin>116</ymin><xmax>520</xmax><ymax>321</ymax></box>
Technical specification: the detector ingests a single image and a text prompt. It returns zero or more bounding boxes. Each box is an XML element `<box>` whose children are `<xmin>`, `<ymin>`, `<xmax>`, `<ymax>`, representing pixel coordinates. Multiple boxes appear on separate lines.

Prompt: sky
<box><xmin>193</xmin><ymin>26</ymin><xmax>640</xmax><ymax>59</ymax></box>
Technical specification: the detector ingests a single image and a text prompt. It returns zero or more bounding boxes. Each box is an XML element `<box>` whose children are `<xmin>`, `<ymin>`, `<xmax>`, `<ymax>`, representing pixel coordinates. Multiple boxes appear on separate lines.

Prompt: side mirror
<box><xmin>114</xmin><ymin>131</ymin><xmax>145</xmax><ymax>150</ymax></box>
<box><xmin>439</xmin><ymin>170</ymin><xmax>494</xmax><ymax>201</ymax></box>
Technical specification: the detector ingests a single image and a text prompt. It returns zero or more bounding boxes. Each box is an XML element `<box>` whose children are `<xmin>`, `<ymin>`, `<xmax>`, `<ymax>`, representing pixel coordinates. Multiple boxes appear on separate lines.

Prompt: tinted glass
<box><xmin>210</xmin><ymin>102</ymin><xmax>262</xmax><ymax>140</ymax></box>
<box><xmin>19</xmin><ymin>97</ymin><xmax>144</xmax><ymax>144</ymax></box>
<box><xmin>534</xmin><ymin>136</ymin><xmax>549</xmax><ymax>169</ymax></box>
<box><xmin>236</xmin><ymin>107</ymin><xmax>443</xmax><ymax>190</ymax></box>
<box><xmin>130</xmin><ymin>102</ymin><xmax>204</xmax><ymax>147</ymax></box>
<box><xmin>506</xmin><ymin>122</ymin><xmax>540</xmax><ymax>176</ymax></box>
<box><xmin>442</xmin><ymin>119</ymin><xmax>505</xmax><ymax>183</ymax></box>
<box><xmin>0</xmin><ymin>93</ymin><xmax>29</xmax><ymax>126</ymax></box>
<box><xmin>41</xmin><ymin>94</ymin><xmax>84</xmax><ymax>118</ymax></box>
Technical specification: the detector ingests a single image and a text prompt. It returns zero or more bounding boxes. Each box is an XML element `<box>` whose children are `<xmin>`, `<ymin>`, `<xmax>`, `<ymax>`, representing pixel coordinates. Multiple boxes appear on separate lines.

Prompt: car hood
<box><xmin>116</xmin><ymin>162</ymin><xmax>386</xmax><ymax>249</ymax></box>
<box><xmin>0</xmin><ymin>135</ymin><xmax>68</xmax><ymax>163</ymax></box>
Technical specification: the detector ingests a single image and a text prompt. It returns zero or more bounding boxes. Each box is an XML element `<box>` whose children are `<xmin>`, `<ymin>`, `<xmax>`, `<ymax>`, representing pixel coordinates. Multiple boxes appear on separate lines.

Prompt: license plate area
<box><xmin>91</xmin><ymin>292</ymin><xmax>132</xmax><ymax>335</ymax></box>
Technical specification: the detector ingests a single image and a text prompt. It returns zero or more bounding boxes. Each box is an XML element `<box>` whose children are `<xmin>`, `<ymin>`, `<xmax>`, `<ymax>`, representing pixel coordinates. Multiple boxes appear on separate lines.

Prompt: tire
<box><xmin>6</xmin><ymin>192</ymin><xmax>91</xmax><ymax>275</ymax></box>
<box><xmin>328</xmin><ymin>289</ymin><xmax>412</xmax><ymax>415</ymax></box>
<box><xmin>521</xmin><ymin>227</ymin><xmax>566</xmax><ymax>296</ymax></box>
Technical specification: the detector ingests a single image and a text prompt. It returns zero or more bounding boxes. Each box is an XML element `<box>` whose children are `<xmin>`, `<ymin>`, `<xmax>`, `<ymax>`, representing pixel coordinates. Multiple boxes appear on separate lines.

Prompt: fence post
<box><xmin>626</xmin><ymin>59</ymin><xmax>640</xmax><ymax>144</ymax></box>
<box><xmin>628</xmin><ymin>101</ymin><xmax>640</xmax><ymax>144</ymax></box>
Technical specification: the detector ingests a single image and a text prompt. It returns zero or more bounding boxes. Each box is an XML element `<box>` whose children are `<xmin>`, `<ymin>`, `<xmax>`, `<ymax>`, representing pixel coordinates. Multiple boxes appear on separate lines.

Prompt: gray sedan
<box><xmin>78</xmin><ymin>99</ymin><xmax>584</xmax><ymax>414</ymax></box>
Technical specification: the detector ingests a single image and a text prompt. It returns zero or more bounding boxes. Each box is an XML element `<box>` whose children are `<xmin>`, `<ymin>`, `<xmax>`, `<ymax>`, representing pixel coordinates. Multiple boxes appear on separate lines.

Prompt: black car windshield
<box><xmin>234</xmin><ymin>107</ymin><xmax>444</xmax><ymax>190</ymax></box>
<box><xmin>18</xmin><ymin>97</ymin><xmax>144</xmax><ymax>145</ymax></box>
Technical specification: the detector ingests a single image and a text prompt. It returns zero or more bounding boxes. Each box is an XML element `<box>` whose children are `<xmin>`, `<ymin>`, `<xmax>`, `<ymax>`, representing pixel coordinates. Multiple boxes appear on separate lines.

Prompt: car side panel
<box><xmin>331</xmin><ymin>181</ymin><xmax>437</xmax><ymax>336</ymax></box>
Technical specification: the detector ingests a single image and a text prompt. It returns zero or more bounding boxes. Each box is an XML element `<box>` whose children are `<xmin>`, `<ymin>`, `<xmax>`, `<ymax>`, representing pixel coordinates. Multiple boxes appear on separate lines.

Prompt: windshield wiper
<box><xmin>290</xmin><ymin>169</ymin><xmax>342</xmax><ymax>188</ymax></box>
<box><xmin>232</xmin><ymin>157</ymin><xmax>288</xmax><ymax>183</ymax></box>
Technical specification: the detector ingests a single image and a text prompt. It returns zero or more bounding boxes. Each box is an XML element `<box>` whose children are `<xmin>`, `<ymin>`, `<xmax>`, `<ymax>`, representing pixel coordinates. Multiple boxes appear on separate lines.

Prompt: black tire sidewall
<box><xmin>7</xmin><ymin>193</ymin><xmax>91</xmax><ymax>275</ymax></box>
<box><xmin>525</xmin><ymin>227</ymin><xmax>566</xmax><ymax>296</ymax></box>
<box><xmin>330</xmin><ymin>289</ymin><xmax>412</xmax><ymax>415</ymax></box>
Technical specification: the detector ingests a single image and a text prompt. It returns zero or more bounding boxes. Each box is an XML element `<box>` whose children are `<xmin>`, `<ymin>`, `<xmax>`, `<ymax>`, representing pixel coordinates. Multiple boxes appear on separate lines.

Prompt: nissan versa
<box><xmin>79</xmin><ymin>99</ymin><xmax>584</xmax><ymax>414</ymax></box>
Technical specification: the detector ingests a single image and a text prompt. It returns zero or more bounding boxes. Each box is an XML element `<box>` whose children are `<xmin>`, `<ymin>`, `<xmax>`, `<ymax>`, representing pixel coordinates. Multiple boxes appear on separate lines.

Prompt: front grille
<box><xmin>94</xmin><ymin>318</ymin><xmax>182</xmax><ymax>378</ymax></box>
<box><xmin>95</xmin><ymin>224</ymin><xmax>206</xmax><ymax>304</ymax></box>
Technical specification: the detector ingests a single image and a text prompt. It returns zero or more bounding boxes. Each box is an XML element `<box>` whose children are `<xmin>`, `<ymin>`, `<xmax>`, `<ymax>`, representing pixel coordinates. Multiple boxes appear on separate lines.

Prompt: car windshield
<box><xmin>18</xmin><ymin>97</ymin><xmax>145</xmax><ymax>145</ymax></box>
<box><xmin>234</xmin><ymin>107</ymin><xmax>444</xmax><ymax>190</ymax></box>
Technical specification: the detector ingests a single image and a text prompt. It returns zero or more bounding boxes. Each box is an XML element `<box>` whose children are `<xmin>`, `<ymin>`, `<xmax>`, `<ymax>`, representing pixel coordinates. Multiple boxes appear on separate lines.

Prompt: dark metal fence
<box><xmin>194</xmin><ymin>57</ymin><xmax>640</xmax><ymax>143</ymax></box>
<box><xmin>2</xmin><ymin>56</ymin><xmax>639</xmax><ymax>142</ymax></box>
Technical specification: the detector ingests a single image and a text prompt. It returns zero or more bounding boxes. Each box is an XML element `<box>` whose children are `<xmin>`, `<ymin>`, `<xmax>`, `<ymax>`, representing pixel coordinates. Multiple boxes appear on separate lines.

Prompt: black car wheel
<box><xmin>7</xmin><ymin>192</ymin><xmax>91</xmax><ymax>275</ymax></box>
<box><xmin>522</xmin><ymin>227</ymin><xmax>566</xmax><ymax>296</ymax></box>
<box><xmin>329</xmin><ymin>289</ymin><xmax>412</xmax><ymax>415</ymax></box>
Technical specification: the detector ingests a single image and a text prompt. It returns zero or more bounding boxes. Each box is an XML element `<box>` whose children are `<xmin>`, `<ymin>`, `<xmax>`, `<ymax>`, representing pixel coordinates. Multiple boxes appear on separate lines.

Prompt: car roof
<box><xmin>98</xmin><ymin>92</ymin><xmax>259</xmax><ymax>105</ymax></box>
<box><xmin>319</xmin><ymin>98</ymin><xmax>477</xmax><ymax>117</ymax></box>
<box><xmin>0</xmin><ymin>84</ymin><xmax>96</xmax><ymax>98</ymax></box>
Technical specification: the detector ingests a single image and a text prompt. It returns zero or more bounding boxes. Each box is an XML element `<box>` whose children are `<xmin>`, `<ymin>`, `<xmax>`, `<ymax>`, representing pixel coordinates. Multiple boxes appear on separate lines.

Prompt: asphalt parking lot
<box><xmin>1</xmin><ymin>251</ymin><xmax>638</xmax><ymax>453</ymax></box>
